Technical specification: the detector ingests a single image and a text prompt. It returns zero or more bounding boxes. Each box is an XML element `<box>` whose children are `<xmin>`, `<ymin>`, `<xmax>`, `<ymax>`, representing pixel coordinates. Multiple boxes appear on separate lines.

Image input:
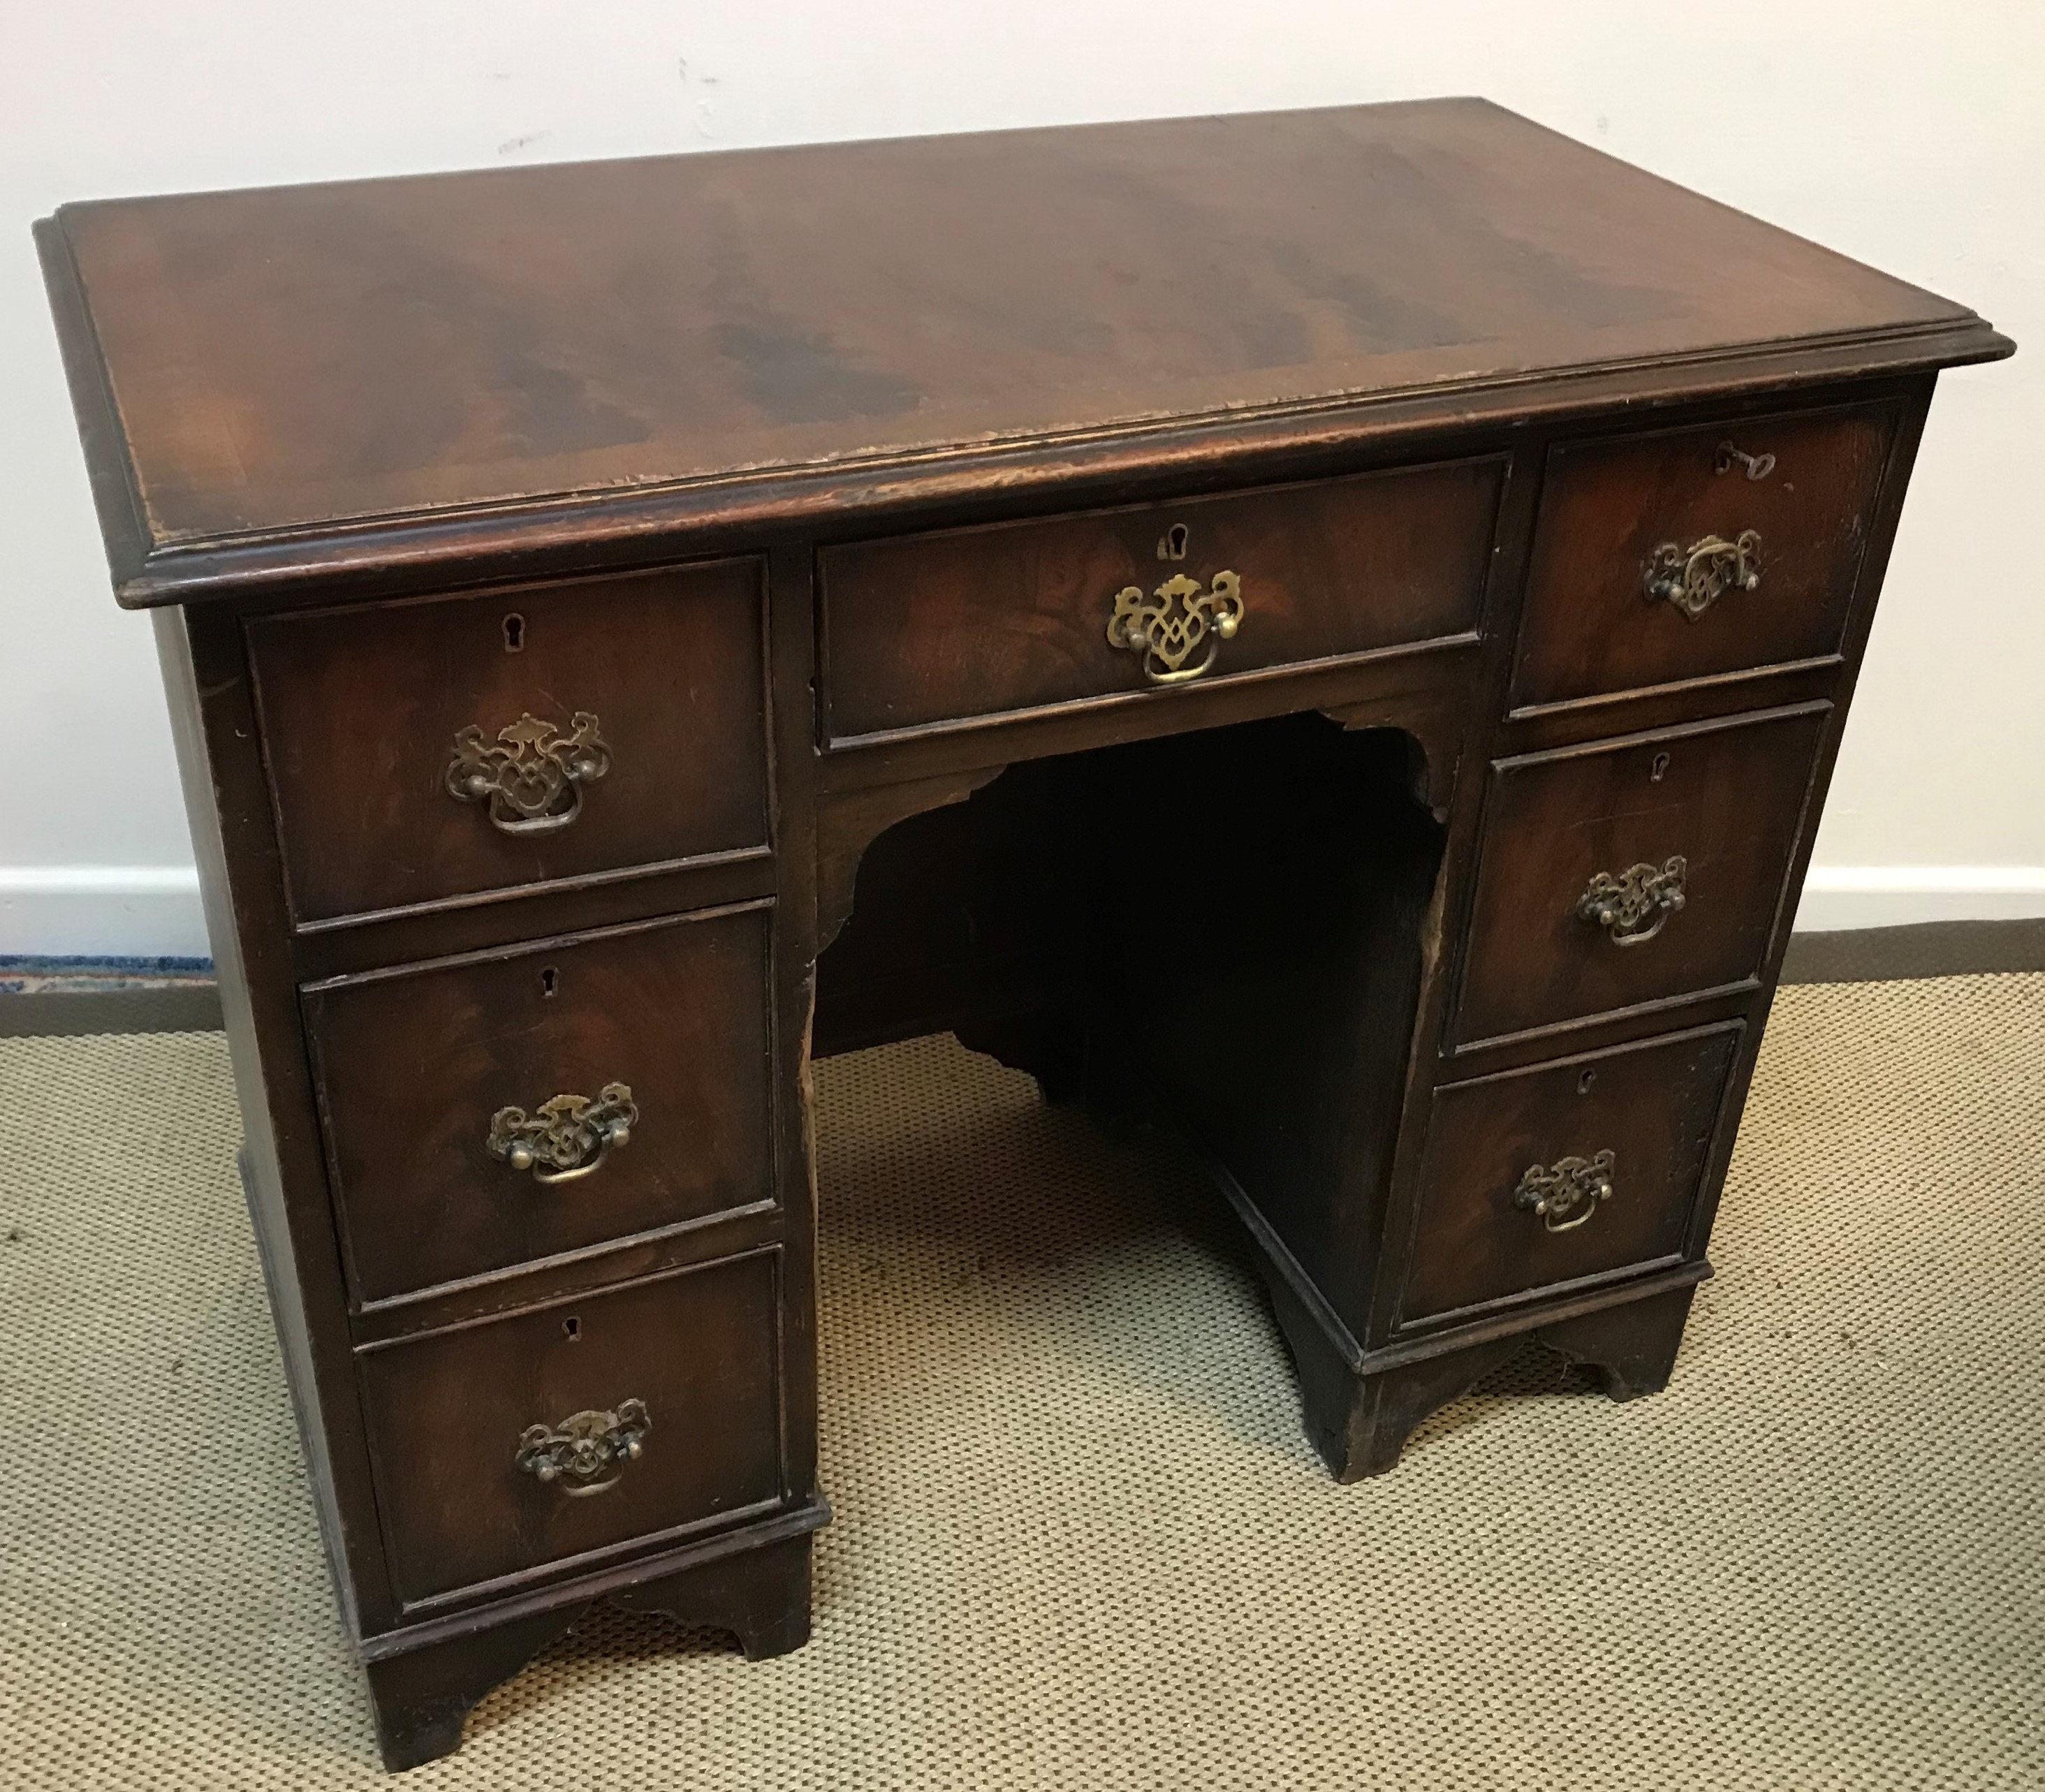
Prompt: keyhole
<box><xmin>1650</xmin><ymin>751</ymin><xmax>1671</xmax><ymax>784</ymax></box>
<box><xmin>502</xmin><ymin>612</ymin><xmax>526</xmax><ymax>652</ymax></box>
<box><xmin>562</xmin><ymin>1316</ymin><xmax>581</xmax><ymax>1342</ymax></box>
<box><xmin>1157</xmin><ymin>523</ymin><xmax>1190</xmax><ymax>562</ymax></box>
<box><xmin>1577</xmin><ymin>1068</ymin><xmax>1597</xmax><ymax>1095</ymax></box>
<box><xmin>539</xmin><ymin>966</ymin><xmax>559</xmax><ymax>999</ymax></box>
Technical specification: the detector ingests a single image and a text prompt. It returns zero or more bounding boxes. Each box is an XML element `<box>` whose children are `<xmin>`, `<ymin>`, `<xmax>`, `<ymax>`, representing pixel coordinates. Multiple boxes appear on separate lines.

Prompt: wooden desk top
<box><xmin>41</xmin><ymin>97</ymin><xmax>2009</xmax><ymax>603</ymax></box>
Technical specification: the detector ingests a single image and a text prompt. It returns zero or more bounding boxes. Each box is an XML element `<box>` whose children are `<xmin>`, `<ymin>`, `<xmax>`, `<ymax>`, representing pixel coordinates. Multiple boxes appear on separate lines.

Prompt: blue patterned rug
<box><xmin>0</xmin><ymin>955</ymin><xmax>216</xmax><ymax>996</ymax></box>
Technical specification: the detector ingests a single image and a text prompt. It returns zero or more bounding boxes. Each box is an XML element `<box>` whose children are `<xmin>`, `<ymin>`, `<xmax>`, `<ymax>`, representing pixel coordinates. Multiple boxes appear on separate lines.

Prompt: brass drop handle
<box><xmin>445</xmin><ymin>710</ymin><xmax>610</xmax><ymax>835</ymax></box>
<box><xmin>1577</xmin><ymin>856</ymin><xmax>1687</xmax><ymax>946</ymax></box>
<box><xmin>488</xmin><ymin>1082</ymin><xmax>638</xmax><ymax>1184</ymax></box>
<box><xmin>1108</xmin><ymin>570</ymin><xmax>1245</xmax><ymax>684</ymax></box>
<box><xmin>1643</xmin><ymin>530</ymin><xmax>1761</xmax><ymax>620</ymax></box>
<box><xmin>515</xmin><ymin>1398</ymin><xmax>650</xmax><ymax>1497</ymax></box>
<box><xmin>1513</xmin><ymin>1152</ymin><xmax>1616</xmax><ymax>1233</ymax></box>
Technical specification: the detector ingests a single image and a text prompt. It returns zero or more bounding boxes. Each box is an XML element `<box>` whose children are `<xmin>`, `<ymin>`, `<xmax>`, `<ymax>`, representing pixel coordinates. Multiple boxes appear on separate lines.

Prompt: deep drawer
<box><xmin>819</xmin><ymin>458</ymin><xmax>1505</xmax><ymax>741</ymax></box>
<box><xmin>1452</xmin><ymin>705</ymin><xmax>1828</xmax><ymax>1048</ymax></box>
<box><xmin>358</xmin><ymin>1249</ymin><xmax>784</xmax><ymax>1608</ymax></box>
<box><xmin>1399</xmin><ymin>1023</ymin><xmax>1742</xmax><ymax>1329</ymax></box>
<box><xmin>247</xmin><ymin>560</ymin><xmax>768</xmax><ymax>925</ymax></box>
<box><xmin>303</xmin><ymin>907</ymin><xmax>775</xmax><ymax>1307</ymax></box>
<box><xmin>1510</xmin><ymin>403</ymin><xmax>1896</xmax><ymax>711</ymax></box>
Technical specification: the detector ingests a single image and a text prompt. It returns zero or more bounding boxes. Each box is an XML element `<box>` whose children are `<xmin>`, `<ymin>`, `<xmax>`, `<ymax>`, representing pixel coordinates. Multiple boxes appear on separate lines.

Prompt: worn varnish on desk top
<box><xmin>43</xmin><ymin>98</ymin><xmax>2003</xmax><ymax>600</ymax></box>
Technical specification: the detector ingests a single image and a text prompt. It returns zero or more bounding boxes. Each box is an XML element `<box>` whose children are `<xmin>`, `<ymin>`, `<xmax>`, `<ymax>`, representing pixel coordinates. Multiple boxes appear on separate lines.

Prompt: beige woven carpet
<box><xmin>1</xmin><ymin>977</ymin><xmax>2041</xmax><ymax>1789</ymax></box>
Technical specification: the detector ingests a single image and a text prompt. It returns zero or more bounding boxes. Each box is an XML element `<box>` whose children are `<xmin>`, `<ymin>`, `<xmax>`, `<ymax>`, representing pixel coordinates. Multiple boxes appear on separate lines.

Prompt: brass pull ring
<box><xmin>515</xmin><ymin>1399</ymin><xmax>650</xmax><ymax>1497</ymax></box>
<box><xmin>1513</xmin><ymin>1152</ymin><xmax>1616</xmax><ymax>1233</ymax></box>
<box><xmin>1577</xmin><ymin>856</ymin><xmax>1687</xmax><ymax>946</ymax></box>
<box><xmin>488</xmin><ymin>1082</ymin><xmax>638</xmax><ymax>1184</ymax></box>
<box><xmin>1643</xmin><ymin>529</ymin><xmax>1762</xmax><ymax>620</ymax></box>
<box><xmin>1108</xmin><ymin>570</ymin><xmax>1245</xmax><ymax>684</ymax></box>
<box><xmin>446</xmin><ymin>710</ymin><xmax>610</xmax><ymax>835</ymax></box>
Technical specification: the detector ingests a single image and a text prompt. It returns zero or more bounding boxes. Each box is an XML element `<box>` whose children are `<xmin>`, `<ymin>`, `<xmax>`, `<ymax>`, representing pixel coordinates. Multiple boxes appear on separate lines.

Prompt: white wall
<box><xmin>3</xmin><ymin>2</ymin><xmax>2039</xmax><ymax>954</ymax></box>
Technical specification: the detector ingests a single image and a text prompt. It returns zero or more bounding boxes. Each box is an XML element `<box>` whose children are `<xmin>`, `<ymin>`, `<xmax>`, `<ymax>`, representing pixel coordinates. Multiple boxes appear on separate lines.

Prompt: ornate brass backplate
<box><xmin>445</xmin><ymin>710</ymin><xmax>610</xmax><ymax>834</ymax></box>
<box><xmin>1513</xmin><ymin>1150</ymin><xmax>1616</xmax><ymax>1233</ymax></box>
<box><xmin>1108</xmin><ymin>570</ymin><xmax>1245</xmax><ymax>684</ymax></box>
<box><xmin>515</xmin><ymin>1398</ymin><xmax>650</xmax><ymax>1497</ymax></box>
<box><xmin>488</xmin><ymin>1082</ymin><xmax>638</xmax><ymax>1184</ymax></box>
<box><xmin>1577</xmin><ymin>855</ymin><xmax>1687</xmax><ymax>946</ymax></box>
<box><xmin>1643</xmin><ymin>530</ymin><xmax>1762</xmax><ymax>620</ymax></box>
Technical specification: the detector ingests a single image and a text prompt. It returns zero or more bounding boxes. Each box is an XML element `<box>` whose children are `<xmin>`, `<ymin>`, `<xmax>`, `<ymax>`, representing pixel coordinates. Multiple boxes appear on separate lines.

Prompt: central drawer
<box><xmin>303</xmin><ymin>906</ymin><xmax>775</xmax><ymax>1307</ymax></box>
<box><xmin>357</xmin><ymin>1250</ymin><xmax>784</xmax><ymax>1607</ymax></box>
<box><xmin>819</xmin><ymin>457</ymin><xmax>1506</xmax><ymax>741</ymax></box>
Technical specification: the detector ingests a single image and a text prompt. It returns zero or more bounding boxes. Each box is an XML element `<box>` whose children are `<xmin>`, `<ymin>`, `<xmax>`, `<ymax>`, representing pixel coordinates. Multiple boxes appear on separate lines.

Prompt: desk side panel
<box><xmin>152</xmin><ymin>604</ymin><xmax>396</xmax><ymax>1636</ymax></box>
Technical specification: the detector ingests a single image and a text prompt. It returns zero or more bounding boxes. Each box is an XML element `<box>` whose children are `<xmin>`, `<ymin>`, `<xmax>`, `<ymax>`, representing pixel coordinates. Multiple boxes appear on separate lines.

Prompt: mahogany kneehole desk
<box><xmin>38</xmin><ymin>98</ymin><xmax>2011</xmax><ymax>1770</ymax></box>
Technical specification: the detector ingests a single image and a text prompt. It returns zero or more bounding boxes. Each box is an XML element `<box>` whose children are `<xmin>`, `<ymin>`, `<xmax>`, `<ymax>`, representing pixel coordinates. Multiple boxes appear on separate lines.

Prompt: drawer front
<box><xmin>1511</xmin><ymin>404</ymin><xmax>1896</xmax><ymax>710</ymax></box>
<box><xmin>305</xmin><ymin>907</ymin><xmax>775</xmax><ymax>1307</ymax></box>
<box><xmin>820</xmin><ymin>458</ymin><xmax>1504</xmax><ymax>741</ymax></box>
<box><xmin>247</xmin><ymin>560</ymin><xmax>768</xmax><ymax>925</ymax></box>
<box><xmin>1453</xmin><ymin>705</ymin><xmax>1827</xmax><ymax>1048</ymax></box>
<box><xmin>1400</xmin><ymin>1024</ymin><xmax>1741</xmax><ymax>1329</ymax></box>
<box><xmin>358</xmin><ymin>1251</ymin><xmax>784</xmax><ymax>1606</ymax></box>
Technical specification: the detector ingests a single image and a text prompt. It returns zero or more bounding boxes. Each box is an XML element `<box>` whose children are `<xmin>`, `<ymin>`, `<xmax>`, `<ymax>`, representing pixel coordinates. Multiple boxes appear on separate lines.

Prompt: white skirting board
<box><xmin>0</xmin><ymin>867</ymin><xmax>210</xmax><ymax>958</ymax></box>
<box><xmin>1791</xmin><ymin>867</ymin><xmax>2045</xmax><ymax>932</ymax></box>
<box><xmin>3</xmin><ymin>865</ymin><xmax>2045</xmax><ymax>957</ymax></box>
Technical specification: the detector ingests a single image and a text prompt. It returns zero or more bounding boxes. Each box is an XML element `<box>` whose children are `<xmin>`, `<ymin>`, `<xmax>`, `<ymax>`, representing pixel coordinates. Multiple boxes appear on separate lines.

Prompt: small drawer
<box><xmin>1510</xmin><ymin>404</ymin><xmax>1896</xmax><ymax>711</ymax></box>
<box><xmin>358</xmin><ymin>1251</ymin><xmax>784</xmax><ymax>1607</ymax></box>
<box><xmin>303</xmin><ymin>906</ymin><xmax>774</xmax><ymax>1307</ymax></box>
<box><xmin>247</xmin><ymin>559</ymin><xmax>768</xmax><ymax>925</ymax></box>
<box><xmin>1453</xmin><ymin>705</ymin><xmax>1828</xmax><ymax>1048</ymax></box>
<box><xmin>819</xmin><ymin>458</ymin><xmax>1505</xmax><ymax>742</ymax></box>
<box><xmin>1399</xmin><ymin>1024</ymin><xmax>1741</xmax><ymax>1330</ymax></box>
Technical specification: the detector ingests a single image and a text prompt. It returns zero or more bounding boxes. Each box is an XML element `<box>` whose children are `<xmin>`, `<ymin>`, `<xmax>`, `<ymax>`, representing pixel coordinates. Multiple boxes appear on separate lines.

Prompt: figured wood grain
<box><xmin>356</xmin><ymin>1251</ymin><xmax>784</xmax><ymax>1607</ymax></box>
<box><xmin>820</xmin><ymin>457</ymin><xmax>1502</xmax><ymax>739</ymax></box>
<box><xmin>1453</xmin><ymin>705</ymin><xmax>1831</xmax><ymax>1048</ymax></box>
<box><xmin>1511</xmin><ymin>402</ymin><xmax>1897</xmax><ymax>710</ymax></box>
<box><xmin>244</xmin><ymin>559</ymin><xmax>768</xmax><ymax>925</ymax></box>
<box><xmin>42</xmin><ymin>99</ymin><xmax>2007</xmax><ymax>608</ymax></box>
<box><xmin>1399</xmin><ymin>1024</ymin><xmax>1742</xmax><ymax>1328</ymax></box>
<box><xmin>302</xmin><ymin>907</ymin><xmax>775</xmax><ymax>1307</ymax></box>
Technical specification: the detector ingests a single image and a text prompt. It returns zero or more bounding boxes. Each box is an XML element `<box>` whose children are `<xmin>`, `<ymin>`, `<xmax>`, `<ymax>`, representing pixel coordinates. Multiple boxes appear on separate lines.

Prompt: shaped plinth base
<box><xmin>1265</xmin><ymin>1270</ymin><xmax>1699</xmax><ymax>1482</ymax></box>
<box><xmin>364</xmin><ymin>1529</ymin><xmax>816</xmax><ymax>1772</ymax></box>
